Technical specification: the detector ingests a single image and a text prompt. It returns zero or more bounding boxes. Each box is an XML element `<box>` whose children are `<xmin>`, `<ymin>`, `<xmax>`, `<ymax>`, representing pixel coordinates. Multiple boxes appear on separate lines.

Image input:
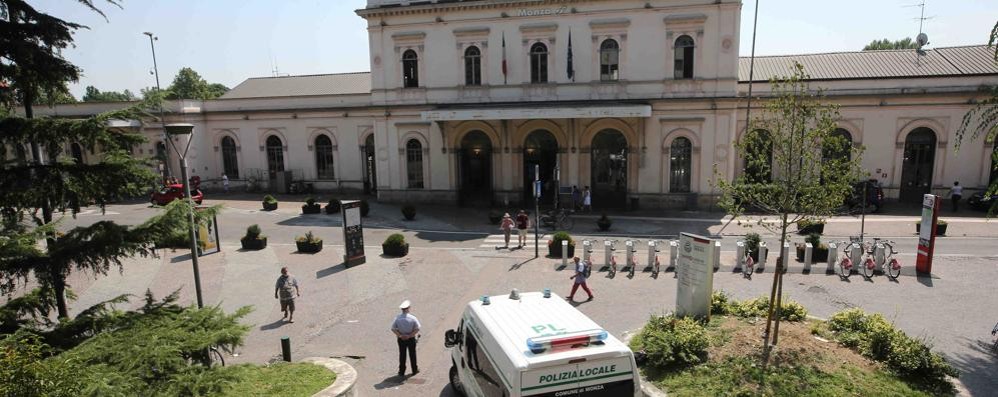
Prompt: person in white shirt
<box><xmin>949</xmin><ymin>181</ymin><xmax>963</xmax><ymax>212</ymax></box>
<box><xmin>391</xmin><ymin>300</ymin><xmax>421</xmax><ymax>377</ymax></box>
<box><xmin>222</xmin><ymin>174</ymin><xmax>230</xmax><ymax>193</ymax></box>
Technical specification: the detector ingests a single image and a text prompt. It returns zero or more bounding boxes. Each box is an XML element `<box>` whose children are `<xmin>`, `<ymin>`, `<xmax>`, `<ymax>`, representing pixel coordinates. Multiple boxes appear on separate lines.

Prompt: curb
<box><xmin>303</xmin><ymin>357</ymin><xmax>359</xmax><ymax>397</ymax></box>
<box><xmin>620</xmin><ymin>330</ymin><xmax>669</xmax><ymax>397</ymax></box>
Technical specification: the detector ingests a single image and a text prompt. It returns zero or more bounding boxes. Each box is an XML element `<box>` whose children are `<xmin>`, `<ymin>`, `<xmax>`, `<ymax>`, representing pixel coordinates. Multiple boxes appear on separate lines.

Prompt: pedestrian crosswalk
<box><xmin>480</xmin><ymin>233</ymin><xmax>547</xmax><ymax>249</ymax></box>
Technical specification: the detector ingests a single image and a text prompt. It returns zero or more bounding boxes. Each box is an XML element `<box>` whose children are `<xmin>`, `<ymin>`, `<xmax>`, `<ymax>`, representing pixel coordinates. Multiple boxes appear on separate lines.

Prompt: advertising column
<box><xmin>915</xmin><ymin>194</ymin><xmax>941</xmax><ymax>274</ymax></box>
<box><xmin>341</xmin><ymin>200</ymin><xmax>366</xmax><ymax>267</ymax></box>
<box><xmin>676</xmin><ymin>232</ymin><xmax>716</xmax><ymax>321</ymax></box>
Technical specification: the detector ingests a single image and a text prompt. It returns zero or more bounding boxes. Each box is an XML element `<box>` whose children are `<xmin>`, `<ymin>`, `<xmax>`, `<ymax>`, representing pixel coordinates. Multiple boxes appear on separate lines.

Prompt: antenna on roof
<box><xmin>905</xmin><ymin>1</ymin><xmax>933</xmax><ymax>65</ymax></box>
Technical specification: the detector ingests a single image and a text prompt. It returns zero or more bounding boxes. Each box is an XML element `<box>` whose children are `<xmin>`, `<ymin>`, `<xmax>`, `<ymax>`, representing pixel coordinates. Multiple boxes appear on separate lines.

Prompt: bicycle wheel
<box><xmin>887</xmin><ymin>258</ymin><xmax>901</xmax><ymax>279</ymax></box>
<box><xmin>561</xmin><ymin>216</ymin><xmax>575</xmax><ymax>231</ymax></box>
<box><xmin>861</xmin><ymin>258</ymin><xmax>876</xmax><ymax>278</ymax></box>
<box><xmin>208</xmin><ymin>347</ymin><xmax>225</xmax><ymax>367</ymax></box>
<box><xmin>838</xmin><ymin>257</ymin><xmax>852</xmax><ymax>278</ymax></box>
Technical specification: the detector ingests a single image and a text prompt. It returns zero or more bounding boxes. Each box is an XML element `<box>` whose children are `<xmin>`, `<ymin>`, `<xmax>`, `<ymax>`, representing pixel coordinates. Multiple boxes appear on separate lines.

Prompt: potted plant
<box><xmin>295</xmin><ymin>230</ymin><xmax>323</xmax><ymax>253</ymax></box>
<box><xmin>325</xmin><ymin>198</ymin><xmax>341</xmax><ymax>214</ymax></box>
<box><xmin>301</xmin><ymin>197</ymin><xmax>322</xmax><ymax>214</ymax></box>
<box><xmin>262</xmin><ymin>195</ymin><xmax>278</xmax><ymax>211</ymax></box>
<box><xmin>744</xmin><ymin>232</ymin><xmax>761</xmax><ymax>261</ymax></box>
<box><xmin>915</xmin><ymin>219</ymin><xmax>948</xmax><ymax>236</ymax></box>
<box><xmin>795</xmin><ymin>233</ymin><xmax>829</xmax><ymax>262</ymax></box>
<box><xmin>596</xmin><ymin>213</ymin><xmax>612</xmax><ymax>231</ymax></box>
<box><xmin>360</xmin><ymin>199</ymin><xmax>370</xmax><ymax>217</ymax></box>
<box><xmin>488</xmin><ymin>209</ymin><xmax>502</xmax><ymax>225</ymax></box>
<box><xmin>796</xmin><ymin>218</ymin><xmax>826</xmax><ymax>235</ymax></box>
<box><xmin>240</xmin><ymin>224</ymin><xmax>267</xmax><ymax>250</ymax></box>
<box><xmin>547</xmin><ymin>231</ymin><xmax>576</xmax><ymax>258</ymax></box>
<box><xmin>402</xmin><ymin>205</ymin><xmax>416</xmax><ymax>221</ymax></box>
<box><xmin>382</xmin><ymin>233</ymin><xmax>409</xmax><ymax>257</ymax></box>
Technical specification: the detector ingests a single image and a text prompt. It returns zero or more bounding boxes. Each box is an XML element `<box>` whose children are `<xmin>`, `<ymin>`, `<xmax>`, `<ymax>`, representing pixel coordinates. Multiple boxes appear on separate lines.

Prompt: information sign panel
<box><xmin>676</xmin><ymin>232</ymin><xmax>715</xmax><ymax>321</ymax></box>
<box><xmin>341</xmin><ymin>200</ymin><xmax>366</xmax><ymax>267</ymax></box>
<box><xmin>916</xmin><ymin>194</ymin><xmax>941</xmax><ymax>274</ymax></box>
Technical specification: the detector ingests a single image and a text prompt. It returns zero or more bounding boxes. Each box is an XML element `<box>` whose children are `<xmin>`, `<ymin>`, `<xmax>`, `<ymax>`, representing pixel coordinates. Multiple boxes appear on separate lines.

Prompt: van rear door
<box><xmin>520</xmin><ymin>356</ymin><xmax>635</xmax><ymax>397</ymax></box>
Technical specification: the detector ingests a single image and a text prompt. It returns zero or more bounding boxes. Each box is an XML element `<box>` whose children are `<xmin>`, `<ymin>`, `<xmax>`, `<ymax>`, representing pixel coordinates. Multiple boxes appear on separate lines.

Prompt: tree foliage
<box><xmin>166</xmin><ymin>67</ymin><xmax>229</xmax><ymax>100</ymax></box>
<box><xmin>954</xmin><ymin>20</ymin><xmax>998</xmax><ymax>216</ymax></box>
<box><xmin>862</xmin><ymin>38</ymin><xmax>918</xmax><ymax>51</ymax></box>
<box><xmin>82</xmin><ymin>85</ymin><xmax>136</xmax><ymax>102</ymax></box>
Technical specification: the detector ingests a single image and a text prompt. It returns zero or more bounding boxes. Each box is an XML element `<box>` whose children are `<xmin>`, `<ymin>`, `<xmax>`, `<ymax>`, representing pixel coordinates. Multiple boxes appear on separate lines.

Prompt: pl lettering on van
<box><xmin>531</xmin><ymin>324</ymin><xmax>566</xmax><ymax>335</ymax></box>
<box><xmin>539</xmin><ymin>365</ymin><xmax>617</xmax><ymax>384</ymax></box>
<box><xmin>517</xmin><ymin>6</ymin><xmax>569</xmax><ymax>17</ymax></box>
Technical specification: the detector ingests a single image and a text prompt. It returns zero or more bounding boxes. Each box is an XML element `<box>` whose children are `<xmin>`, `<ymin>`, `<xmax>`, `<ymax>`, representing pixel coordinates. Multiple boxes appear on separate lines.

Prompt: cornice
<box><xmin>357</xmin><ymin>0</ymin><xmax>585</xmax><ymax>19</ymax></box>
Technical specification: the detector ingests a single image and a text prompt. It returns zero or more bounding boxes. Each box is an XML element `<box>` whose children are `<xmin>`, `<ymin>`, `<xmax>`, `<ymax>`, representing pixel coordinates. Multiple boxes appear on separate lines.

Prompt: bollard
<box><xmin>713</xmin><ymin>241</ymin><xmax>722</xmax><ymax>272</ymax></box>
<box><xmin>874</xmin><ymin>242</ymin><xmax>886</xmax><ymax>269</ymax></box>
<box><xmin>604</xmin><ymin>240</ymin><xmax>613</xmax><ymax>269</ymax></box>
<box><xmin>582</xmin><ymin>240</ymin><xmax>593</xmax><ymax>263</ymax></box>
<box><xmin>758</xmin><ymin>243</ymin><xmax>768</xmax><ymax>272</ymax></box>
<box><xmin>804</xmin><ymin>243</ymin><xmax>813</xmax><ymax>273</ymax></box>
<box><xmin>781</xmin><ymin>242</ymin><xmax>790</xmax><ymax>274</ymax></box>
<box><xmin>281</xmin><ymin>336</ymin><xmax>291</xmax><ymax>362</ymax></box>
<box><xmin>849</xmin><ymin>244</ymin><xmax>862</xmax><ymax>269</ymax></box>
<box><xmin>735</xmin><ymin>241</ymin><xmax>745</xmax><ymax>271</ymax></box>
<box><xmin>827</xmin><ymin>243</ymin><xmax>838</xmax><ymax>274</ymax></box>
<box><xmin>561</xmin><ymin>240</ymin><xmax>568</xmax><ymax>269</ymax></box>
<box><xmin>647</xmin><ymin>240</ymin><xmax>657</xmax><ymax>268</ymax></box>
<box><xmin>669</xmin><ymin>240</ymin><xmax>678</xmax><ymax>270</ymax></box>
<box><xmin>625</xmin><ymin>240</ymin><xmax>635</xmax><ymax>271</ymax></box>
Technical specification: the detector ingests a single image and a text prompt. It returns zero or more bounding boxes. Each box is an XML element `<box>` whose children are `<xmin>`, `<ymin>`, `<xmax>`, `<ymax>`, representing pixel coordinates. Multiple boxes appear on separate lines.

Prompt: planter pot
<box><xmin>915</xmin><ymin>223</ymin><xmax>948</xmax><ymax>236</ymax></box>
<box><xmin>402</xmin><ymin>212</ymin><xmax>416</xmax><ymax>221</ymax></box>
<box><xmin>382</xmin><ymin>243</ymin><xmax>410</xmax><ymax>257</ymax></box>
<box><xmin>296</xmin><ymin>240</ymin><xmax>323</xmax><ymax>253</ymax></box>
<box><xmin>547</xmin><ymin>243</ymin><xmax>576</xmax><ymax>258</ymax></box>
<box><xmin>597</xmin><ymin>221</ymin><xmax>612</xmax><ymax>231</ymax></box>
<box><xmin>796</xmin><ymin>245</ymin><xmax>829</xmax><ymax>262</ymax></box>
<box><xmin>262</xmin><ymin>202</ymin><xmax>278</xmax><ymax>211</ymax></box>
<box><xmin>797</xmin><ymin>223</ymin><xmax>825</xmax><ymax>235</ymax></box>
<box><xmin>240</xmin><ymin>237</ymin><xmax>267</xmax><ymax>250</ymax></box>
<box><xmin>325</xmin><ymin>205</ymin><xmax>340</xmax><ymax>214</ymax></box>
<box><xmin>302</xmin><ymin>204</ymin><xmax>322</xmax><ymax>214</ymax></box>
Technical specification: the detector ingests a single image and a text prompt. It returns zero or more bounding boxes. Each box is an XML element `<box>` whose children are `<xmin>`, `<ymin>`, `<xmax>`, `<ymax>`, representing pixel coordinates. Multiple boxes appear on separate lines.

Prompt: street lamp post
<box><xmin>143</xmin><ymin>31</ymin><xmax>171</xmax><ymax>178</ymax></box>
<box><xmin>164</xmin><ymin>123</ymin><xmax>204</xmax><ymax>309</ymax></box>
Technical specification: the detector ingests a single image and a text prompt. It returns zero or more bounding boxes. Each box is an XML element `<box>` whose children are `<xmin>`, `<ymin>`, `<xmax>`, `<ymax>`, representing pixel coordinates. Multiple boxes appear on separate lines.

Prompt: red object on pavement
<box><xmin>151</xmin><ymin>183</ymin><xmax>204</xmax><ymax>206</ymax></box>
<box><xmin>915</xmin><ymin>194</ymin><xmax>941</xmax><ymax>274</ymax></box>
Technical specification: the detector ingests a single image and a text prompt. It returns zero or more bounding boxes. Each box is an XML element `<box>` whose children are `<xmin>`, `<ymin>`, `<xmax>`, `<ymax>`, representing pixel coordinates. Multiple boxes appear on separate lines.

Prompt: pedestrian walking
<box><xmin>274</xmin><ymin>267</ymin><xmax>300</xmax><ymax>323</ymax></box>
<box><xmin>499</xmin><ymin>213</ymin><xmax>515</xmax><ymax>248</ymax></box>
<box><xmin>571</xmin><ymin>185</ymin><xmax>581</xmax><ymax>210</ymax></box>
<box><xmin>515</xmin><ymin>210</ymin><xmax>530</xmax><ymax>248</ymax></box>
<box><xmin>948</xmin><ymin>181</ymin><xmax>963</xmax><ymax>212</ymax></box>
<box><xmin>582</xmin><ymin>186</ymin><xmax>592</xmax><ymax>213</ymax></box>
<box><xmin>391</xmin><ymin>300</ymin><xmax>421</xmax><ymax>377</ymax></box>
<box><xmin>222</xmin><ymin>174</ymin><xmax>229</xmax><ymax>193</ymax></box>
<box><xmin>567</xmin><ymin>257</ymin><xmax>594</xmax><ymax>302</ymax></box>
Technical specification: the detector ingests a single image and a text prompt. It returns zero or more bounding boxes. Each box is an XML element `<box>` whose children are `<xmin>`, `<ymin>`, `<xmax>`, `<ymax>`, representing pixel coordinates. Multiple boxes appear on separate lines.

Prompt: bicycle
<box><xmin>184</xmin><ymin>345</ymin><xmax>227</xmax><ymax>367</ymax></box>
<box><xmin>606</xmin><ymin>240</ymin><xmax>619</xmax><ymax>277</ymax></box>
<box><xmin>626</xmin><ymin>240</ymin><xmax>638</xmax><ymax>278</ymax></box>
<box><xmin>838</xmin><ymin>239</ymin><xmax>863</xmax><ymax>279</ymax></box>
<box><xmin>871</xmin><ymin>240</ymin><xmax>902</xmax><ymax>280</ymax></box>
<box><xmin>540</xmin><ymin>209</ymin><xmax>575</xmax><ymax>231</ymax></box>
<box><xmin>650</xmin><ymin>240</ymin><xmax>662</xmax><ymax>277</ymax></box>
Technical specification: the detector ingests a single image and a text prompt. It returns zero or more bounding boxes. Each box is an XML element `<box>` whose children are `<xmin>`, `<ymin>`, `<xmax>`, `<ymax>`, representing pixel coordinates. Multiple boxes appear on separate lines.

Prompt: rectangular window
<box><xmin>407</xmin><ymin>145</ymin><xmax>424</xmax><ymax>189</ymax></box>
<box><xmin>315</xmin><ymin>149</ymin><xmax>334</xmax><ymax>179</ymax></box>
<box><xmin>464</xmin><ymin>330</ymin><xmax>509</xmax><ymax>397</ymax></box>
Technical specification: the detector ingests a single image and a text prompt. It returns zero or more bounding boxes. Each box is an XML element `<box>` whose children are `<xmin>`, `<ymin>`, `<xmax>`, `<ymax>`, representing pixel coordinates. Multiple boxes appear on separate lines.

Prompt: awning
<box><xmin>420</xmin><ymin>104</ymin><xmax>651</xmax><ymax>121</ymax></box>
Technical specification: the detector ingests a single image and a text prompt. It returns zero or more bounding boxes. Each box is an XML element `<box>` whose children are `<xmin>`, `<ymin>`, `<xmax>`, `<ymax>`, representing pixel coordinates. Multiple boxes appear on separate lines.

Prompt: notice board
<box><xmin>341</xmin><ymin>200</ymin><xmax>366</xmax><ymax>267</ymax></box>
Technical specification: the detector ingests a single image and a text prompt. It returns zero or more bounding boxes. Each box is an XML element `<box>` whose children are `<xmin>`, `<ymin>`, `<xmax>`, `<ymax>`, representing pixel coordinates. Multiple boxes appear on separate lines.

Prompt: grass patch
<box><xmin>213</xmin><ymin>362</ymin><xmax>335</xmax><ymax>397</ymax></box>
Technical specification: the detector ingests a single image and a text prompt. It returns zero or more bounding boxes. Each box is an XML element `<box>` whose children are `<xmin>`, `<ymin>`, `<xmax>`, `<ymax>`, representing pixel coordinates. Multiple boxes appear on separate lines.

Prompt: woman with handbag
<box><xmin>499</xmin><ymin>213</ymin><xmax>515</xmax><ymax>248</ymax></box>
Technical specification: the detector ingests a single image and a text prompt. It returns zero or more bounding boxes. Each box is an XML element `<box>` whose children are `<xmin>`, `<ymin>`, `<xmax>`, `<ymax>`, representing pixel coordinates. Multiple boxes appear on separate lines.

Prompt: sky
<box><xmin>29</xmin><ymin>0</ymin><xmax>997</xmax><ymax>99</ymax></box>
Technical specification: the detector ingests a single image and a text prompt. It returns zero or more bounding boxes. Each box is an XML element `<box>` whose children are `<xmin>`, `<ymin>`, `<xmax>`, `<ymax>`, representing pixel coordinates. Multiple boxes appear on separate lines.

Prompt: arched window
<box><xmin>600</xmin><ymin>39</ymin><xmax>620</xmax><ymax>81</ymax></box>
<box><xmin>674</xmin><ymin>35</ymin><xmax>695</xmax><ymax>80</ymax></box>
<box><xmin>402</xmin><ymin>50</ymin><xmax>419</xmax><ymax>88</ymax></box>
<box><xmin>221</xmin><ymin>136</ymin><xmax>239</xmax><ymax>179</ymax></box>
<box><xmin>464</xmin><ymin>46</ymin><xmax>482</xmax><ymax>86</ymax></box>
<box><xmin>530</xmin><ymin>42</ymin><xmax>548</xmax><ymax>83</ymax></box>
<box><xmin>744</xmin><ymin>129</ymin><xmax>773</xmax><ymax>183</ymax></box>
<box><xmin>406</xmin><ymin>139</ymin><xmax>424</xmax><ymax>189</ymax></box>
<box><xmin>314</xmin><ymin>135</ymin><xmax>335</xmax><ymax>180</ymax></box>
<box><xmin>266</xmin><ymin>135</ymin><xmax>284</xmax><ymax>178</ymax></box>
<box><xmin>670</xmin><ymin>137</ymin><xmax>692</xmax><ymax>193</ymax></box>
<box><xmin>70</xmin><ymin>142</ymin><xmax>85</xmax><ymax>165</ymax></box>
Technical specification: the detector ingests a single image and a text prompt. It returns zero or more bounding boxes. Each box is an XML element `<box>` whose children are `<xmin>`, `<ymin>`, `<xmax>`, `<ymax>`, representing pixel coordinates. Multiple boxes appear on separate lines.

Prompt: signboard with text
<box><xmin>341</xmin><ymin>200</ymin><xmax>366</xmax><ymax>267</ymax></box>
<box><xmin>676</xmin><ymin>232</ymin><xmax>716</xmax><ymax>321</ymax></box>
<box><xmin>194</xmin><ymin>209</ymin><xmax>220</xmax><ymax>257</ymax></box>
<box><xmin>916</xmin><ymin>194</ymin><xmax>941</xmax><ymax>274</ymax></box>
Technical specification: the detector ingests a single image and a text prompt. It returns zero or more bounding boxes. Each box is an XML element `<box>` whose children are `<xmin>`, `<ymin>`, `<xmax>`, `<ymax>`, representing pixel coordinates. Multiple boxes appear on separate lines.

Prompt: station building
<box><xmin>28</xmin><ymin>0</ymin><xmax>998</xmax><ymax>209</ymax></box>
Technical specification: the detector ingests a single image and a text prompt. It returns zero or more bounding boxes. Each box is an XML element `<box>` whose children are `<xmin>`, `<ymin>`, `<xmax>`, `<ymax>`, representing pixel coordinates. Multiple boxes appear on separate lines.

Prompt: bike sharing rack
<box><xmin>668</xmin><ymin>240</ymin><xmax>678</xmax><ymax>271</ymax></box>
<box><xmin>624</xmin><ymin>240</ymin><xmax>637</xmax><ymax>272</ymax></box>
<box><xmin>582</xmin><ymin>240</ymin><xmax>594</xmax><ymax>264</ymax></box>
<box><xmin>735</xmin><ymin>241</ymin><xmax>745</xmax><ymax>272</ymax></box>
<box><xmin>560</xmin><ymin>240</ymin><xmax>569</xmax><ymax>270</ymax></box>
<box><xmin>803</xmin><ymin>243</ymin><xmax>813</xmax><ymax>273</ymax></box>
<box><xmin>647</xmin><ymin>240</ymin><xmax>659</xmax><ymax>271</ymax></box>
<box><xmin>757</xmin><ymin>242</ymin><xmax>768</xmax><ymax>272</ymax></box>
<box><xmin>826</xmin><ymin>242</ymin><xmax>838</xmax><ymax>274</ymax></box>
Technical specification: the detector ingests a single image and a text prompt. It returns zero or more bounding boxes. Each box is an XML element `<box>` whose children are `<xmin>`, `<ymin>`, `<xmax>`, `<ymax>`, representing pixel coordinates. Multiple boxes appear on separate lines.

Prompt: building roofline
<box><xmin>738</xmin><ymin>44</ymin><xmax>993</xmax><ymax>60</ymax></box>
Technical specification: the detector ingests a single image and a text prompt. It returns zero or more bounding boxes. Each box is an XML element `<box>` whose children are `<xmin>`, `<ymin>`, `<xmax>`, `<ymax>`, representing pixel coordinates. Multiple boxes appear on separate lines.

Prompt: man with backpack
<box><xmin>274</xmin><ymin>267</ymin><xmax>301</xmax><ymax>323</ymax></box>
<box><xmin>515</xmin><ymin>210</ymin><xmax>530</xmax><ymax>248</ymax></box>
<box><xmin>568</xmin><ymin>256</ymin><xmax>594</xmax><ymax>302</ymax></box>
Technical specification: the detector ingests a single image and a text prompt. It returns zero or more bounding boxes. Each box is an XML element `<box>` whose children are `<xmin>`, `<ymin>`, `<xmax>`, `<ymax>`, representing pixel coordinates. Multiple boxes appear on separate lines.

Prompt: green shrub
<box><xmin>244</xmin><ymin>224</ymin><xmax>262</xmax><ymax>240</ymax></box>
<box><xmin>262</xmin><ymin>195</ymin><xmax>278</xmax><ymax>205</ymax></box>
<box><xmin>805</xmin><ymin>233</ymin><xmax>821</xmax><ymax>247</ymax></box>
<box><xmin>401</xmin><ymin>205</ymin><xmax>416</xmax><ymax>220</ymax></box>
<box><xmin>826</xmin><ymin>308</ymin><xmax>958</xmax><ymax>393</ymax></box>
<box><xmin>383</xmin><ymin>233</ymin><xmax>406</xmax><ymax>247</ymax></box>
<box><xmin>728</xmin><ymin>296</ymin><xmax>808</xmax><ymax>322</ymax></box>
<box><xmin>937</xmin><ymin>219</ymin><xmax>947</xmax><ymax>226</ymax></box>
<box><xmin>711</xmin><ymin>291</ymin><xmax>731</xmax><ymax>315</ymax></box>
<box><xmin>630</xmin><ymin>315</ymin><xmax>709</xmax><ymax>369</ymax></box>
<box><xmin>744</xmin><ymin>233</ymin><xmax>761</xmax><ymax>257</ymax></box>
<box><xmin>305</xmin><ymin>197</ymin><xmax>316</xmax><ymax>206</ymax></box>
<box><xmin>295</xmin><ymin>231</ymin><xmax>321</xmax><ymax>244</ymax></box>
<box><xmin>550</xmin><ymin>231</ymin><xmax>575</xmax><ymax>248</ymax></box>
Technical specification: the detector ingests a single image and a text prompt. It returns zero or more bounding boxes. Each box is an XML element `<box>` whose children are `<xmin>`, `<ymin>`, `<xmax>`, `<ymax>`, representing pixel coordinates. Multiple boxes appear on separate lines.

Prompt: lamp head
<box><xmin>164</xmin><ymin>123</ymin><xmax>194</xmax><ymax>136</ymax></box>
<box><xmin>143</xmin><ymin>31</ymin><xmax>153</xmax><ymax>37</ymax></box>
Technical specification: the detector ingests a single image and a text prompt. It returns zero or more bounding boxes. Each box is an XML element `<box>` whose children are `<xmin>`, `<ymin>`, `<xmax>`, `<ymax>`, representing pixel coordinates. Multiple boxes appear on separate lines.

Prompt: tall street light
<box><xmin>164</xmin><ymin>123</ymin><xmax>204</xmax><ymax>309</ymax></box>
<box><xmin>143</xmin><ymin>31</ymin><xmax>172</xmax><ymax>178</ymax></box>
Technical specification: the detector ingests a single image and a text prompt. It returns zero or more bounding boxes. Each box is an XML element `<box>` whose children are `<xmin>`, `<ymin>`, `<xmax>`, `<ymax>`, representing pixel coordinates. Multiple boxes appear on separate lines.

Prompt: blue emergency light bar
<box><xmin>527</xmin><ymin>329</ymin><xmax>608</xmax><ymax>354</ymax></box>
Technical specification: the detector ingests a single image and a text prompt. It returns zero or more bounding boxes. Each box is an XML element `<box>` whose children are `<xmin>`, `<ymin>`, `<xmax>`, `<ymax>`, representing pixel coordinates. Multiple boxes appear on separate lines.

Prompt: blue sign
<box><xmin>534</xmin><ymin>180</ymin><xmax>542</xmax><ymax>198</ymax></box>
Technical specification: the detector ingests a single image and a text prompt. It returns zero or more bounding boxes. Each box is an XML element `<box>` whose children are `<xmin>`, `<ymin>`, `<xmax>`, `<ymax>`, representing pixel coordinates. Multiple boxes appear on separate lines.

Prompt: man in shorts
<box><xmin>515</xmin><ymin>210</ymin><xmax>530</xmax><ymax>248</ymax></box>
<box><xmin>274</xmin><ymin>267</ymin><xmax>301</xmax><ymax>323</ymax></box>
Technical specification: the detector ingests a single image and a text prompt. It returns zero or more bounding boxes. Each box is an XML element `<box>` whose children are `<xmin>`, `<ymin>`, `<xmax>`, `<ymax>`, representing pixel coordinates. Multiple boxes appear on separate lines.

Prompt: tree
<box><xmin>954</xmin><ymin>20</ymin><xmax>998</xmax><ymax>216</ymax></box>
<box><xmin>714</xmin><ymin>62</ymin><xmax>864</xmax><ymax>361</ymax></box>
<box><xmin>863</xmin><ymin>38</ymin><xmax>918</xmax><ymax>51</ymax></box>
<box><xmin>82</xmin><ymin>85</ymin><xmax>136</xmax><ymax>102</ymax></box>
<box><xmin>166</xmin><ymin>67</ymin><xmax>228</xmax><ymax>100</ymax></box>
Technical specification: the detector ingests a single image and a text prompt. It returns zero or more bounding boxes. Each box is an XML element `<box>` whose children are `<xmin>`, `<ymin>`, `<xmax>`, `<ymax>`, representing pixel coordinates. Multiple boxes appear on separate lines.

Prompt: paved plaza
<box><xmin>39</xmin><ymin>198</ymin><xmax>998</xmax><ymax>396</ymax></box>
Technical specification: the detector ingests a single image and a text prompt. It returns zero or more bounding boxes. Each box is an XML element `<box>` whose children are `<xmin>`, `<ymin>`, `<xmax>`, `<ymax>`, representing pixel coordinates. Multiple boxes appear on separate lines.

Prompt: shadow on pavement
<box><xmin>259</xmin><ymin>319</ymin><xmax>287</xmax><ymax>331</ymax></box>
<box><xmin>947</xmin><ymin>336</ymin><xmax>998</xmax><ymax>395</ymax></box>
<box><xmin>509</xmin><ymin>257</ymin><xmax>535</xmax><ymax>271</ymax></box>
<box><xmin>414</xmin><ymin>230</ymin><xmax>486</xmax><ymax>242</ymax></box>
<box><xmin>316</xmin><ymin>263</ymin><xmax>349</xmax><ymax>279</ymax></box>
<box><xmin>916</xmin><ymin>273</ymin><xmax>934</xmax><ymax>287</ymax></box>
<box><xmin>276</xmin><ymin>215</ymin><xmax>342</xmax><ymax>227</ymax></box>
<box><xmin>374</xmin><ymin>375</ymin><xmax>407</xmax><ymax>390</ymax></box>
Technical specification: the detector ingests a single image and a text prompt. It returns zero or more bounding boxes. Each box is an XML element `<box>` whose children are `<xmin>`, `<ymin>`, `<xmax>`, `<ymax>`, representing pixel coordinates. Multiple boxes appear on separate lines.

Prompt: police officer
<box><xmin>391</xmin><ymin>300</ymin><xmax>421</xmax><ymax>377</ymax></box>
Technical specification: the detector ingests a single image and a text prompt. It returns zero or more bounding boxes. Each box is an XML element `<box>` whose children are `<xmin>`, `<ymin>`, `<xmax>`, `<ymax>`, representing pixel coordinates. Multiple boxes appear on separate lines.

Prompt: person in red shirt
<box><xmin>515</xmin><ymin>210</ymin><xmax>530</xmax><ymax>248</ymax></box>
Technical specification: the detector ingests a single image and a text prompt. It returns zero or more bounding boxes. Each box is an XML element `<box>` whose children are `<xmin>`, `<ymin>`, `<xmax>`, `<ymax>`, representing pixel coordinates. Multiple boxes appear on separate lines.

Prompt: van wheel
<box><xmin>449</xmin><ymin>365</ymin><xmax>466</xmax><ymax>396</ymax></box>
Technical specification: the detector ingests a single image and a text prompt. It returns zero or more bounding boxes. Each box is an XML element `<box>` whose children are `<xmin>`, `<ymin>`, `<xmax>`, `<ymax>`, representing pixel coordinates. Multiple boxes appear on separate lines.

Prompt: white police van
<box><xmin>444</xmin><ymin>290</ymin><xmax>640</xmax><ymax>397</ymax></box>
